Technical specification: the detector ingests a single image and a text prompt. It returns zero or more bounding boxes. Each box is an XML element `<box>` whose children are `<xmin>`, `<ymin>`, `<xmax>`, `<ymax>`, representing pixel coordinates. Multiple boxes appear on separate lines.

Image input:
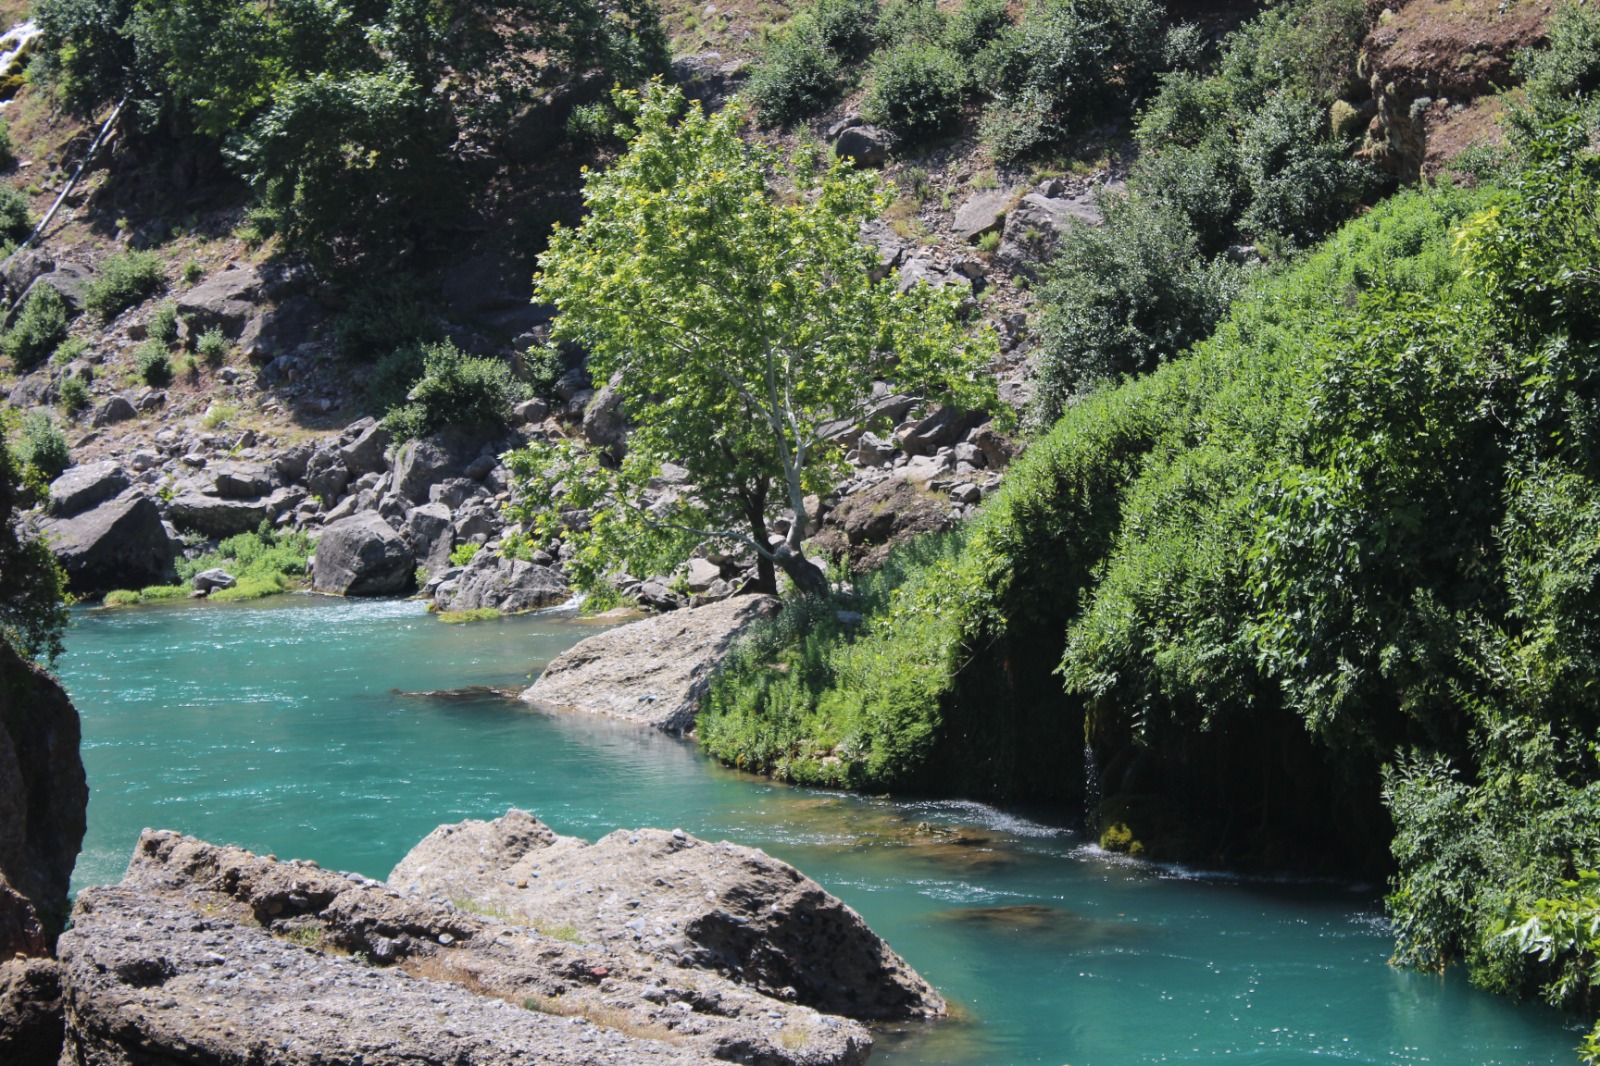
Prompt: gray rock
<box><xmin>462</xmin><ymin>454</ymin><xmax>496</xmax><ymax>480</ymax></box>
<box><xmin>525</xmin><ymin>595</ymin><xmax>778</xmax><ymax>733</ymax></box>
<box><xmin>175</xmin><ymin>264</ymin><xmax>263</xmax><ymax>336</ymax></box>
<box><xmin>46</xmin><ymin>461</ymin><xmax>127</xmax><ymax>518</ymax></box>
<box><xmin>952</xmin><ymin>189</ymin><xmax>1011</xmax><ymax>241</ymax></box>
<box><xmin>996</xmin><ymin>192</ymin><xmax>1103</xmax><ymax>275</ymax></box>
<box><xmin>682</xmin><ymin>557</ymin><xmax>721</xmax><ymax>592</ymax></box>
<box><xmin>209</xmin><ymin>461</ymin><xmax>275</xmax><ymax>499</ymax></box>
<box><xmin>41</xmin><ymin>495</ymin><xmax>175</xmax><ymax>594</ymax></box>
<box><xmin>428</xmin><ymin>477</ymin><xmax>487</xmax><ymax>510</ymax></box>
<box><xmin>394</xmin><ymin>439</ymin><xmax>461</xmax><ymax>504</ymax></box>
<box><xmin>340</xmin><ymin>421</ymin><xmax>393</xmax><ymax>478</ymax></box>
<box><xmin>273</xmin><ymin>443</ymin><xmax>312</xmax><ymax>484</ymax></box>
<box><xmin>89</xmin><ymin>395</ymin><xmax>136</xmax><ymax>428</ymax></box>
<box><xmin>312</xmin><ymin>513</ymin><xmax>414</xmax><ymax>596</ymax></box>
<box><xmin>0</xmin><ymin>248</ymin><xmax>54</xmax><ymax>305</ymax></box>
<box><xmin>303</xmin><ymin>445</ymin><xmax>350</xmax><ymax>503</ymax></box>
<box><xmin>434</xmin><ymin>558</ymin><xmax>569</xmax><ymax>614</ymax></box>
<box><xmin>897</xmin><ymin>407</ymin><xmax>985</xmax><ymax>457</ymax></box>
<box><xmin>17</xmin><ymin>262</ymin><xmax>95</xmax><ymax>318</ymax></box>
<box><xmin>832</xmin><ymin>125</ymin><xmax>892</xmax><ymax>168</ymax></box>
<box><xmin>393</xmin><ymin>810</ymin><xmax>944</xmax><ymax>1023</ymax></box>
<box><xmin>582</xmin><ymin>382</ymin><xmax>627</xmax><ymax>455</ymax></box>
<box><xmin>553</xmin><ymin>367</ymin><xmax>592</xmax><ymax>402</ymax></box>
<box><xmin>63</xmin><ymin>829</ymin><xmax>870</xmax><ymax>1066</ymax></box>
<box><xmin>672</xmin><ymin>51</ymin><xmax>750</xmax><ymax>107</ymax></box>
<box><xmin>514</xmin><ymin>397</ymin><xmax>550</xmax><ymax>424</ymax></box>
<box><xmin>852</xmin><ymin>431</ymin><xmax>896</xmax><ymax>467</ymax></box>
<box><xmin>896</xmin><ymin>257</ymin><xmax>970</xmax><ymax>293</ymax></box>
<box><xmin>968</xmin><ymin>424</ymin><xmax>1014</xmax><ymax>469</ymax></box>
<box><xmin>167</xmin><ymin>492</ymin><xmax>274</xmax><ymax>538</ymax></box>
<box><xmin>401</xmin><ymin>502</ymin><xmax>454</xmax><ymax>580</ymax></box>
<box><xmin>192</xmin><ymin>568</ymin><xmax>237</xmax><ymax>592</ymax></box>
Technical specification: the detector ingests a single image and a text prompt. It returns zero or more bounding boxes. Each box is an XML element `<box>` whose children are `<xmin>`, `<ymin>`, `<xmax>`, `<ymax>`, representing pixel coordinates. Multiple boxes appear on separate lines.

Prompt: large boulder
<box><xmin>995</xmin><ymin>191</ymin><xmax>1103</xmax><ymax>275</ymax></box>
<box><xmin>55</xmin><ymin>829</ymin><xmax>871</xmax><ymax>1066</ymax></box>
<box><xmin>392</xmin><ymin>810</ymin><xmax>945</xmax><ymax>1022</ymax></box>
<box><xmin>311</xmin><ymin>513</ymin><xmax>413</xmax><ymax>596</ymax></box>
<box><xmin>16</xmin><ymin>262</ymin><xmax>95</xmax><ymax>318</ymax></box>
<box><xmin>46</xmin><ymin>461</ymin><xmax>128</xmax><ymax>518</ymax></box>
<box><xmin>166</xmin><ymin>491</ymin><xmax>274</xmax><ymax>538</ymax></box>
<box><xmin>393</xmin><ymin>438</ymin><xmax>464</xmax><ymax>504</ymax></box>
<box><xmin>0</xmin><ymin>641</ymin><xmax>86</xmax><ymax>945</ymax></box>
<box><xmin>400</xmin><ymin>502</ymin><xmax>454</xmax><ymax>579</ymax></box>
<box><xmin>832</xmin><ymin>124</ymin><xmax>891</xmax><ymax>168</ymax></box>
<box><xmin>581</xmin><ymin>382</ymin><xmax>627</xmax><ymax>456</ymax></box>
<box><xmin>175</xmin><ymin>264</ymin><xmax>264</xmax><ymax>336</ymax></box>
<box><xmin>895</xmin><ymin>406</ymin><xmax>985</xmax><ymax>457</ymax></box>
<box><xmin>433</xmin><ymin>556</ymin><xmax>569</xmax><ymax>614</ymax></box>
<box><xmin>208</xmin><ymin>461</ymin><xmax>276</xmax><ymax>499</ymax></box>
<box><xmin>524</xmin><ymin>595</ymin><xmax>778</xmax><ymax>733</ymax></box>
<box><xmin>340</xmin><ymin>420</ymin><xmax>394</xmax><ymax>479</ymax></box>
<box><xmin>41</xmin><ymin>495</ymin><xmax>175</xmax><ymax>594</ymax></box>
<box><xmin>951</xmin><ymin>189</ymin><xmax>1011</xmax><ymax>242</ymax></box>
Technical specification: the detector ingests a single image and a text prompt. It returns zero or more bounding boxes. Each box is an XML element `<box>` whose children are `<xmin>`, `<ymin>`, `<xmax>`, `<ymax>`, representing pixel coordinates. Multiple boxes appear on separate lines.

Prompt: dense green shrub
<box><xmin>863</xmin><ymin>42</ymin><xmax>966</xmax><ymax>144</ymax></box>
<box><xmin>332</xmin><ymin>275</ymin><xmax>439</xmax><ymax>360</ymax></box>
<box><xmin>13</xmin><ymin>411</ymin><xmax>71</xmax><ymax>482</ymax></box>
<box><xmin>806</xmin><ymin>0</ymin><xmax>880</xmax><ymax>58</ymax></box>
<box><xmin>133</xmin><ymin>339</ymin><xmax>173</xmax><ymax>386</ymax></box>
<box><xmin>382</xmin><ymin>340</ymin><xmax>529</xmax><ymax>440</ymax></box>
<box><xmin>364</xmin><ymin>343</ymin><xmax>427</xmax><ymax>412</ymax></box>
<box><xmin>33</xmin><ymin>0</ymin><xmax>669</xmax><ymax>260</ymax></box>
<box><xmin>1129</xmin><ymin>132</ymin><xmax>1245</xmax><ymax>253</ymax></box>
<box><xmin>0</xmin><ymin>186</ymin><xmax>32</xmax><ymax>249</ymax></box>
<box><xmin>148</xmin><ymin>300</ymin><xmax>180</xmax><ymax>346</ymax></box>
<box><xmin>57</xmin><ymin>376</ymin><xmax>90</xmax><ymax>415</ymax></box>
<box><xmin>2</xmin><ymin>286</ymin><xmax>70</xmax><ymax>370</ymax></box>
<box><xmin>196</xmin><ymin>327</ymin><xmax>229</xmax><ymax>364</ymax></box>
<box><xmin>1029</xmin><ymin>197</ymin><xmax>1244</xmax><ymax>423</ymax></box>
<box><xmin>747</xmin><ymin>20</ymin><xmax>844</xmax><ymax>125</ymax></box>
<box><xmin>945</xmin><ymin>0</ymin><xmax>1014</xmax><ymax>61</ymax></box>
<box><xmin>877</xmin><ymin>0</ymin><xmax>947</xmax><ymax>46</ymax></box>
<box><xmin>1516</xmin><ymin>1</ymin><xmax>1600</xmax><ymax>107</ymax></box>
<box><xmin>0</xmin><ymin>425</ymin><xmax>68</xmax><ymax>663</ymax></box>
<box><xmin>84</xmin><ymin>251</ymin><xmax>165</xmax><ymax>322</ymax></box>
<box><xmin>167</xmin><ymin>524</ymin><xmax>315</xmax><ymax>602</ymax></box>
<box><xmin>980</xmin><ymin>0</ymin><xmax>1163</xmax><ymax>160</ymax></box>
<box><xmin>1236</xmin><ymin>90</ymin><xmax>1369</xmax><ymax>248</ymax></box>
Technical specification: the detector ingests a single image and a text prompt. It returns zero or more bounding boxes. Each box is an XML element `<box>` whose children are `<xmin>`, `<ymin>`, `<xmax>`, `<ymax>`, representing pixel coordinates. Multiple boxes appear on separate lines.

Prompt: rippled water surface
<box><xmin>59</xmin><ymin>596</ymin><xmax>1584</xmax><ymax>1065</ymax></box>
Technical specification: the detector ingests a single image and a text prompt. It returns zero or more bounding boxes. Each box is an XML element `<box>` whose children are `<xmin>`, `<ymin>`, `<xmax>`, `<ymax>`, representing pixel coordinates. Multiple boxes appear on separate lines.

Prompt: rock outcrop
<box><xmin>39</xmin><ymin>494</ymin><xmax>176</xmax><ymax>596</ymax></box>
<box><xmin>45</xmin><ymin>462</ymin><xmax>128</xmax><ymax>518</ymax></box>
<box><xmin>55</xmin><ymin>827</ymin><xmax>878</xmax><ymax>1066</ymax></box>
<box><xmin>0</xmin><ymin>957</ymin><xmax>65</xmax><ymax>1066</ymax></box>
<box><xmin>0</xmin><ymin>642</ymin><xmax>87</xmax><ymax>944</ymax></box>
<box><xmin>392</xmin><ymin>811</ymin><xmax>944</xmax><ymax>1022</ymax></box>
<box><xmin>524</xmin><ymin>595</ymin><xmax>779</xmax><ymax>732</ymax></box>
<box><xmin>432</xmin><ymin>553</ymin><xmax>570</xmax><ymax>614</ymax></box>
<box><xmin>311</xmin><ymin>513</ymin><xmax>414</xmax><ymax>596</ymax></box>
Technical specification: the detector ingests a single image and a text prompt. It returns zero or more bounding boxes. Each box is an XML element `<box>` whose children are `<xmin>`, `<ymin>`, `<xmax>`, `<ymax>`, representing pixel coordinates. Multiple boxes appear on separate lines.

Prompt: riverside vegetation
<box><xmin>4</xmin><ymin>0</ymin><xmax>1600</xmax><ymax>1058</ymax></box>
<box><xmin>701</xmin><ymin>3</ymin><xmax>1600</xmax><ymax>1058</ymax></box>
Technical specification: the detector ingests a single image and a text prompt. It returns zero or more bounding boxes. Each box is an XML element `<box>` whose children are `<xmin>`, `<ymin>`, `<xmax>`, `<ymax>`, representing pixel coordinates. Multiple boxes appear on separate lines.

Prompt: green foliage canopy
<box><xmin>510</xmin><ymin>83</ymin><xmax>999</xmax><ymax>596</ymax></box>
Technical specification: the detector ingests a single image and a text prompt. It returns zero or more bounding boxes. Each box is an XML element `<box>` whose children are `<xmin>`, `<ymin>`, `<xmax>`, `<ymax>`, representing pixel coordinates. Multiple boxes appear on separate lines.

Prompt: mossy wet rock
<box><xmin>391</xmin><ymin>809</ymin><xmax>945</xmax><ymax>1022</ymax></box>
<box><xmin>39</xmin><ymin>494</ymin><xmax>175</xmax><ymax>595</ymax></box>
<box><xmin>311</xmin><ymin>513</ymin><xmax>413</xmax><ymax>596</ymax></box>
<box><xmin>56</xmin><ymin>829</ymin><xmax>871</xmax><ymax>1066</ymax></box>
<box><xmin>524</xmin><ymin>595</ymin><xmax>779</xmax><ymax>733</ymax></box>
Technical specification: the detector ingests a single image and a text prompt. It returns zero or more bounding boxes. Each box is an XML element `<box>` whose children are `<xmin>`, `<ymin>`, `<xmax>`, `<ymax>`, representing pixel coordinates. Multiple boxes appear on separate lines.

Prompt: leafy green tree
<box><xmin>0</xmin><ymin>426</ymin><xmax>68</xmax><ymax>663</ymax></box>
<box><xmin>510</xmin><ymin>83</ymin><xmax>999</xmax><ymax>597</ymax></box>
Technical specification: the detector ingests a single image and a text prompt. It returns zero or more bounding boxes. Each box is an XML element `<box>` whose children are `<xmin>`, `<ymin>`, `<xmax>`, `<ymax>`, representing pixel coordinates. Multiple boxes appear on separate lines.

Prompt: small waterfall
<box><xmin>0</xmin><ymin>22</ymin><xmax>40</xmax><ymax>88</ymax></box>
<box><xmin>1083</xmin><ymin>742</ymin><xmax>1102</xmax><ymax>836</ymax></box>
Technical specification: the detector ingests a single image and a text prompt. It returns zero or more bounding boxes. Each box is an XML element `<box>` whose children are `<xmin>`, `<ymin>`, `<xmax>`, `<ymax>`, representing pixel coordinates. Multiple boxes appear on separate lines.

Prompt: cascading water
<box><xmin>1083</xmin><ymin>742</ymin><xmax>1102</xmax><ymax>836</ymax></box>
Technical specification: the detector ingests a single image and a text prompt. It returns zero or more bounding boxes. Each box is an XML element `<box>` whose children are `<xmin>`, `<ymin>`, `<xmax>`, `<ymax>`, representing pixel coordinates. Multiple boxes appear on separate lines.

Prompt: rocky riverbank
<box><xmin>30</xmin><ymin>810</ymin><xmax>940</xmax><ymax>1066</ymax></box>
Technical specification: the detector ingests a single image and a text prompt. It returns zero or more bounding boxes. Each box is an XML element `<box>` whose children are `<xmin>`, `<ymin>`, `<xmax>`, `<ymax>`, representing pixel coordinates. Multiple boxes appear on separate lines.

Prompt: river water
<box><xmin>57</xmin><ymin>595</ymin><xmax>1584</xmax><ymax>1065</ymax></box>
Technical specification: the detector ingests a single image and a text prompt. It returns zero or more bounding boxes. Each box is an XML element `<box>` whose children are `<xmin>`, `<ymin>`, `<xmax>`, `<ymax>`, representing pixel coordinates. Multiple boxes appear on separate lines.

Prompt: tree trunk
<box><xmin>772</xmin><ymin>542</ymin><xmax>828</xmax><ymax>597</ymax></box>
<box><xmin>743</xmin><ymin>489</ymin><xmax>779</xmax><ymax>596</ymax></box>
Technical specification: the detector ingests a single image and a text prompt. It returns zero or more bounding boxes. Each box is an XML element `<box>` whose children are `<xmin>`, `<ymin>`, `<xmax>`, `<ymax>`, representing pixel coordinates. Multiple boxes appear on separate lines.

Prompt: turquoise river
<box><xmin>57</xmin><ymin>595</ymin><xmax>1586</xmax><ymax>1065</ymax></box>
